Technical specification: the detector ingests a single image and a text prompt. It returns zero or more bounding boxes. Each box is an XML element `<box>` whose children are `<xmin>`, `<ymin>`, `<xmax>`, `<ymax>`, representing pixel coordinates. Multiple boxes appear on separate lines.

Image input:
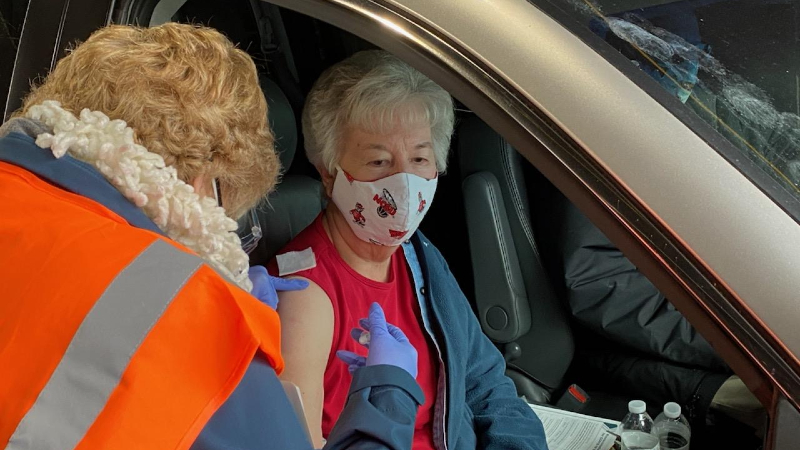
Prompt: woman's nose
<box><xmin>395</xmin><ymin>159</ymin><xmax>413</xmax><ymax>174</ymax></box>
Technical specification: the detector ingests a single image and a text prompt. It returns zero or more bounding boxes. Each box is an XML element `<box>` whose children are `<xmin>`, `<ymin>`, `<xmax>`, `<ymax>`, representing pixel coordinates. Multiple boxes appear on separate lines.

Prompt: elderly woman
<box><xmin>0</xmin><ymin>25</ymin><xmax>422</xmax><ymax>450</ymax></box>
<box><xmin>273</xmin><ymin>50</ymin><xmax>548</xmax><ymax>450</ymax></box>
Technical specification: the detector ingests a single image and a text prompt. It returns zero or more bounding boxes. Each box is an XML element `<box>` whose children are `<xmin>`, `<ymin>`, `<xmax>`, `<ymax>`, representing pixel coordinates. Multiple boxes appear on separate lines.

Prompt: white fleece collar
<box><xmin>25</xmin><ymin>100</ymin><xmax>252</xmax><ymax>291</ymax></box>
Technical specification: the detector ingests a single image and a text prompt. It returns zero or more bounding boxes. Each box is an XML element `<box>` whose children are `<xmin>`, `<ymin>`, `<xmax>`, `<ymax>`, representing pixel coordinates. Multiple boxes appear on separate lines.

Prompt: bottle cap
<box><xmin>628</xmin><ymin>400</ymin><xmax>646</xmax><ymax>414</ymax></box>
<box><xmin>664</xmin><ymin>402</ymin><xmax>681</xmax><ymax>419</ymax></box>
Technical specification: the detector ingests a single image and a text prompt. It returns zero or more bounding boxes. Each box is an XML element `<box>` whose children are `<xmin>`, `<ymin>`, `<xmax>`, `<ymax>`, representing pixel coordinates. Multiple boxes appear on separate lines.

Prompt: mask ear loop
<box><xmin>212</xmin><ymin>178</ymin><xmax>223</xmax><ymax>208</ymax></box>
<box><xmin>212</xmin><ymin>178</ymin><xmax>262</xmax><ymax>254</ymax></box>
<box><xmin>334</xmin><ymin>165</ymin><xmax>356</xmax><ymax>183</ymax></box>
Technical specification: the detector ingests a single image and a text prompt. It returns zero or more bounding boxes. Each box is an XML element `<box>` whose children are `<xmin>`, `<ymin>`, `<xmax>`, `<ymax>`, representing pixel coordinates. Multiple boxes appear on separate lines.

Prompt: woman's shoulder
<box><xmin>271</xmin><ymin>215</ymin><xmax>331</xmax><ymax>262</ymax></box>
<box><xmin>267</xmin><ymin>216</ymin><xmax>341</xmax><ymax>286</ymax></box>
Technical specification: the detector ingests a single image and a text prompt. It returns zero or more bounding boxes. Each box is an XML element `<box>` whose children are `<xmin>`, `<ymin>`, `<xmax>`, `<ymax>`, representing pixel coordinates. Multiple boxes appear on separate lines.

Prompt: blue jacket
<box><xmin>401</xmin><ymin>233</ymin><xmax>548</xmax><ymax>450</ymax></box>
<box><xmin>0</xmin><ymin>119</ymin><xmax>425</xmax><ymax>450</ymax></box>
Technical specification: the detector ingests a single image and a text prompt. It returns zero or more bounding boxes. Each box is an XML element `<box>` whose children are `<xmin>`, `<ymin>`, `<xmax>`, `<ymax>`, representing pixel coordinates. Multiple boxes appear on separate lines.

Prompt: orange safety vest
<box><xmin>0</xmin><ymin>161</ymin><xmax>284</xmax><ymax>449</ymax></box>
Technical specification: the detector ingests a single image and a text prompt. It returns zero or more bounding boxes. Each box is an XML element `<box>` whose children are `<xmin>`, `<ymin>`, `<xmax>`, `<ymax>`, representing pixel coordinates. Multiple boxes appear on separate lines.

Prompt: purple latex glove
<box><xmin>248</xmin><ymin>265</ymin><xmax>309</xmax><ymax>310</ymax></box>
<box><xmin>336</xmin><ymin>302</ymin><xmax>419</xmax><ymax>378</ymax></box>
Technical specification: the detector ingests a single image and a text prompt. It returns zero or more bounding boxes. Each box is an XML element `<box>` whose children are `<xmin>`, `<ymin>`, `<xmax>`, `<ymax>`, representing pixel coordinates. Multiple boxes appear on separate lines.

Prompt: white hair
<box><xmin>302</xmin><ymin>50</ymin><xmax>455</xmax><ymax>174</ymax></box>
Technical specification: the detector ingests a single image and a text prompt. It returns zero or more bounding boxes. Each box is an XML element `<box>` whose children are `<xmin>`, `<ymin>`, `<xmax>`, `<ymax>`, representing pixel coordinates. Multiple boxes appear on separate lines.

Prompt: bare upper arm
<box><xmin>277</xmin><ymin>277</ymin><xmax>334</xmax><ymax>448</ymax></box>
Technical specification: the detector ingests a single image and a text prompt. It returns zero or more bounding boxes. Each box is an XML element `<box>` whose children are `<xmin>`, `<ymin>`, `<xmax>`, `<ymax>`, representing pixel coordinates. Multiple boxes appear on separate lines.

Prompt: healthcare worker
<box><xmin>0</xmin><ymin>23</ymin><xmax>422</xmax><ymax>450</ymax></box>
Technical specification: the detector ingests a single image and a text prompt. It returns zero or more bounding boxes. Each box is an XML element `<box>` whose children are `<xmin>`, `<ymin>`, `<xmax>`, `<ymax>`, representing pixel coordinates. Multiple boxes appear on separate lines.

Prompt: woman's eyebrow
<box><xmin>362</xmin><ymin>142</ymin><xmax>431</xmax><ymax>150</ymax></box>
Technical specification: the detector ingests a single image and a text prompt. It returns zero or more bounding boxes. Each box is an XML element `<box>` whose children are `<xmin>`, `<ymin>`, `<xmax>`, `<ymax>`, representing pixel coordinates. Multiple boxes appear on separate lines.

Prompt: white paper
<box><xmin>529</xmin><ymin>403</ymin><xmax>620</xmax><ymax>450</ymax></box>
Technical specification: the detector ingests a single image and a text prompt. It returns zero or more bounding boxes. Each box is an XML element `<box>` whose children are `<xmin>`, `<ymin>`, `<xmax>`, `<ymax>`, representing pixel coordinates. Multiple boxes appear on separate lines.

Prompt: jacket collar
<box><xmin>0</xmin><ymin>119</ymin><xmax>165</xmax><ymax>236</ymax></box>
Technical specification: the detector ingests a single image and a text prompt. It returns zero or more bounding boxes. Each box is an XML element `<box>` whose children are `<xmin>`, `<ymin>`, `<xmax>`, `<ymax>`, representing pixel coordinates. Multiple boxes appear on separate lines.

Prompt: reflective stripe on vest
<box><xmin>6</xmin><ymin>239</ymin><xmax>202</xmax><ymax>450</ymax></box>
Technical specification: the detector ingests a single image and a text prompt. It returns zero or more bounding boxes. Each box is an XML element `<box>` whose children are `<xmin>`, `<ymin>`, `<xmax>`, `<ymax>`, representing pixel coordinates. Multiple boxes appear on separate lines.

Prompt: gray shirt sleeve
<box><xmin>557</xmin><ymin>198</ymin><xmax>727</xmax><ymax>372</ymax></box>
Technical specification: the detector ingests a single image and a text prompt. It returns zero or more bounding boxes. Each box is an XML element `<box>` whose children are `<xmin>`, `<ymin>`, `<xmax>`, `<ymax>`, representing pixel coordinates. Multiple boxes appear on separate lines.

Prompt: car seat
<box><xmin>458</xmin><ymin>114</ymin><xmax>575</xmax><ymax>403</ymax></box>
<box><xmin>246</xmin><ymin>77</ymin><xmax>324</xmax><ymax>266</ymax></box>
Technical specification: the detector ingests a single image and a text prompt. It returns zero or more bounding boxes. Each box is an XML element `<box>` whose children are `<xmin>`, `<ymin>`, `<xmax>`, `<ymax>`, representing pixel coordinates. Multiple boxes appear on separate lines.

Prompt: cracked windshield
<box><xmin>535</xmin><ymin>0</ymin><xmax>800</xmax><ymax>205</ymax></box>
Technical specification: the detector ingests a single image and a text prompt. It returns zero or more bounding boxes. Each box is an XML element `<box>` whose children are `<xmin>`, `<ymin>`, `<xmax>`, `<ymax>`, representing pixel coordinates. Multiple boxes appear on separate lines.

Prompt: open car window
<box><xmin>529</xmin><ymin>0</ymin><xmax>800</xmax><ymax>217</ymax></box>
<box><xmin>0</xmin><ymin>0</ymin><xmax>27</xmax><ymax>119</ymax></box>
<box><xmin>0</xmin><ymin>1</ymin><xmax>25</xmax><ymax>53</ymax></box>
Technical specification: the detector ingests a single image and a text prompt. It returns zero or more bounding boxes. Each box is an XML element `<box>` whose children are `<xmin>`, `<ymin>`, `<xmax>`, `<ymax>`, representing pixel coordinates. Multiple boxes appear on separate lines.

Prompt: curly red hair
<box><xmin>21</xmin><ymin>23</ymin><xmax>278</xmax><ymax>219</ymax></box>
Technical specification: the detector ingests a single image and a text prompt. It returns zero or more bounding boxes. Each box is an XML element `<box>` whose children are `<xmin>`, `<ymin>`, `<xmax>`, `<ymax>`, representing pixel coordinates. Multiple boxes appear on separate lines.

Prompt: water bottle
<box><xmin>654</xmin><ymin>402</ymin><xmax>691</xmax><ymax>450</ymax></box>
<box><xmin>620</xmin><ymin>400</ymin><xmax>660</xmax><ymax>450</ymax></box>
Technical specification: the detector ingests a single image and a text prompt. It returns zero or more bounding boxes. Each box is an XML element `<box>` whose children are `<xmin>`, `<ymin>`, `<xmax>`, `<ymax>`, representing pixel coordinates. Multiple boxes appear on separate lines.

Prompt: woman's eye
<box><xmin>368</xmin><ymin>160</ymin><xmax>389</xmax><ymax>167</ymax></box>
<box><xmin>412</xmin><ymin>157</ymin><xmax>430</xmax><ymax>164</ymax></box>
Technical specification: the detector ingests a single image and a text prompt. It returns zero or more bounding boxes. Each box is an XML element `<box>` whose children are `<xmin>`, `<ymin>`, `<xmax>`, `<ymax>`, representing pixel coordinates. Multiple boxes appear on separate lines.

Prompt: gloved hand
<box><xmin>336</xmin><ymin>302</ymin><xmax>418</xmax><ymax>378</ymax></box>
<box><xmin>248</xmin><ymin>265</ymin><xmax>309</xmax><ymax>310</ymax></box>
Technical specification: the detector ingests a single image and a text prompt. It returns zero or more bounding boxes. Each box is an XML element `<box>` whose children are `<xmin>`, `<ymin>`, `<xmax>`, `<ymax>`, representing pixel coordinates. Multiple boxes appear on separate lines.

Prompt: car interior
<box><xmin>137</xmin><ymin>0</ymin><xmax>764</xmax><ymax>447</ymax></box>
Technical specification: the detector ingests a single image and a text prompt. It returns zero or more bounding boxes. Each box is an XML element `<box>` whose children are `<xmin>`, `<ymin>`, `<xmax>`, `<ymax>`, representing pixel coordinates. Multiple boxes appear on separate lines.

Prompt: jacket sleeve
<box><xmin>431</xmin><ymin>247</ymin><xmax>548</xmax><ymax>450</ymax></box>
<box><xmin>556</xmin><ymin>198</ymin><xmax>727</xmax><ymax>372</ymax></box>
<box><xmin>191</xmin><ymin>357</ymin><xmax>424</xmax><ymax>450</ymax></box>
<box><xmin>324</xmin><ymin>364</ymin><xmax>425</xmax><ymax>450</ymax></box>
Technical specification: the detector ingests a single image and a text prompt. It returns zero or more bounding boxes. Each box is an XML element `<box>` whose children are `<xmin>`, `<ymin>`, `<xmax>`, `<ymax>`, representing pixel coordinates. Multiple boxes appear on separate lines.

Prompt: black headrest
<box><xmin>260</xmin><ymin>76</ymin><xmax>297</xmax><ymax>170</ymax></box>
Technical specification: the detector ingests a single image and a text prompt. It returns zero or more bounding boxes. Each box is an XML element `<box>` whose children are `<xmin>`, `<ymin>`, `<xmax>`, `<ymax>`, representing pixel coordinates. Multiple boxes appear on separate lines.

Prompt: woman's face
<box><xmin>336</xmin><ymin>121</ymin><xmax>437</xmax><ymax>182</ymax></box>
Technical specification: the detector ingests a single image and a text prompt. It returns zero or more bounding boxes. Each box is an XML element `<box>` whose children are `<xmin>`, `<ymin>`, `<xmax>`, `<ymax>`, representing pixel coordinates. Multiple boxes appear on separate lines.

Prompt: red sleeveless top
<box><xmin>270</xmin><ymin>214</ymin><xmax>437</xmax><ymax>449</ymax></box>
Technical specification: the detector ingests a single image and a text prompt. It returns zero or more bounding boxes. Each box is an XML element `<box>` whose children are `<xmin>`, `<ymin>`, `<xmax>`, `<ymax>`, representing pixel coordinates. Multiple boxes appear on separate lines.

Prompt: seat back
<box><xmin>458</xmin><ymin>115</ymin><xmax>574</xmax><ymax>402</ymax></box>
<box><xmin>247</xmin><ymin>77</ymin><xmax>323</xmax><ymax>266</ymax></box>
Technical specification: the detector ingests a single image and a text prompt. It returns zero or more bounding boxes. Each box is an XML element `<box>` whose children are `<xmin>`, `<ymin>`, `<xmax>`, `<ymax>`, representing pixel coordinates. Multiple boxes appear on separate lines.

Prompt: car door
<box><xmin>263</xmin><ymin>0</ymin><xmax>800</xmax><ymax>447</ymax></box>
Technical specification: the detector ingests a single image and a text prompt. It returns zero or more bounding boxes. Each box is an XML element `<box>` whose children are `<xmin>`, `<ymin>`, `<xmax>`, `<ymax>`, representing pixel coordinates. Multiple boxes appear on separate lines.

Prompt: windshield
<box><xmin>530</xmin><ymin>0</ymin><xmax>800</xmax><ymax>210</ymax></box>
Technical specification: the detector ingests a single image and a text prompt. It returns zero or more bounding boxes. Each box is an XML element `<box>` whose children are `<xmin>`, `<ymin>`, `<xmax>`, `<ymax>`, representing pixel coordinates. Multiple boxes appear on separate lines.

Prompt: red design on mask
<box><xmin>417</xmin><ymin>192</ymin><xmax>426</xmax><ymax>213</ymax></box>
<box><xmin>344</xmin><ymin>171</ymin><xmax>355</xmax><ymax>183</ymax></box>
<box><xmin>350</xmin><ymin>203</ymin><xmax>366</xmax><ymax>227</ymax></box>
<box><xmin>373</xmin><ymin>189</ymin><xmax>397</xmax><ymax>217</ymax></box>
<box><xmin>389</xmin><ymin>229</ymin><xmax>407</xmax><ymax>239</ymax></box>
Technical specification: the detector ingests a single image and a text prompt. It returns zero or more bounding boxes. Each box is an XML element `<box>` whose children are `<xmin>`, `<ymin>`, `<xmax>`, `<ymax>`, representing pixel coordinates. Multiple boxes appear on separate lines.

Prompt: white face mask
<box><xmin>331</xmin><ymin>166</ymin><xmax>438</xmax><ymax>246</ymax></box>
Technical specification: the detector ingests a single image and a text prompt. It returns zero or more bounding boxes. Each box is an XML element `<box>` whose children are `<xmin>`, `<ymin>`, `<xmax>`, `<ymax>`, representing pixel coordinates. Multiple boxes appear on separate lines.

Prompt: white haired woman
<box><xmin>271</xmin><ymin>50</ymin><xmax>548</xmax><ymax>450</ymax></box>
